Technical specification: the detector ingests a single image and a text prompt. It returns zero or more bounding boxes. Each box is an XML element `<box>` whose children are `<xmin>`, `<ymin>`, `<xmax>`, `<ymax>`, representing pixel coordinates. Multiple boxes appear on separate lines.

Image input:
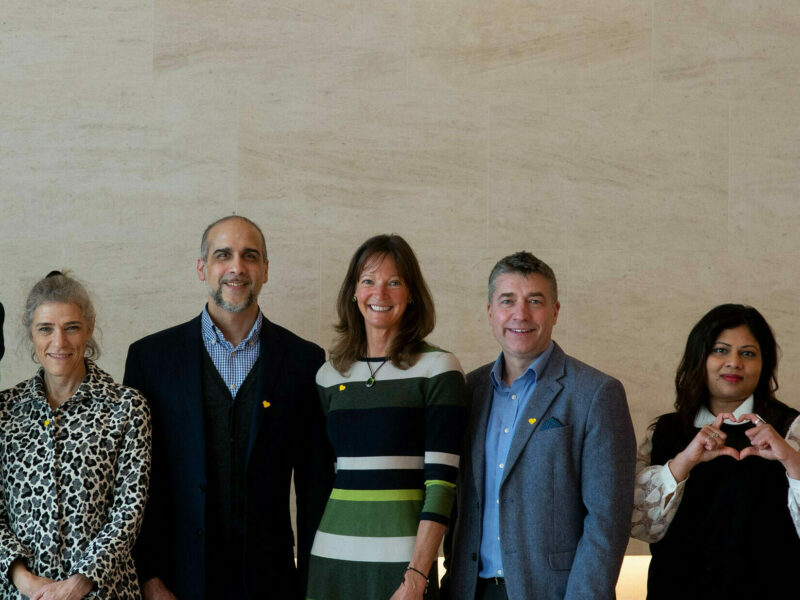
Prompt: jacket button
<box><xmin>199</xmin><ymin>484</ymin><xmax>206</xmax><ymax>493</ymax></box>
<box><xmin>196</xmin><ymin>528</ymin><xmax>204</xmax><ymax>538</ymax></box>
<box><xmin>471</xmin><ymin>553</ymin><xmax>477</xmax><ymax>562</ymax></box>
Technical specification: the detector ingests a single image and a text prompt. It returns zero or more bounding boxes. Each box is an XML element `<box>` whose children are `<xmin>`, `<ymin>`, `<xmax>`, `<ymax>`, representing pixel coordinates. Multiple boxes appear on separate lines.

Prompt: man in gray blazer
<box><xmin>444</xmin><ymin>251</ymin><xmax>636</xmax><ymax>600</ymax></box>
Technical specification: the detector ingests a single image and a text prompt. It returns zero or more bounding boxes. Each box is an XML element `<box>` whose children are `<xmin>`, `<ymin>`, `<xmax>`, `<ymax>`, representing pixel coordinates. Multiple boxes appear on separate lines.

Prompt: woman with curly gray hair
<box><xmin>0</xmin><ymin>271</ymin><xmax>151</xmax><ymax>600</ymax></box>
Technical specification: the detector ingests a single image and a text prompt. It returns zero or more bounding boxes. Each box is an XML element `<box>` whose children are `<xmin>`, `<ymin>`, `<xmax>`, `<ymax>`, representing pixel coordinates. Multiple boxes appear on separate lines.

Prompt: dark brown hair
<box><xmin>673</xmin><ymin>303</ymin><xmax>779</xmax><ymax>429</ymax></box>
<box><xmin>329</xmin><ymin>234</ymin><xmax>435</xmax><ymax>373</ymax></box>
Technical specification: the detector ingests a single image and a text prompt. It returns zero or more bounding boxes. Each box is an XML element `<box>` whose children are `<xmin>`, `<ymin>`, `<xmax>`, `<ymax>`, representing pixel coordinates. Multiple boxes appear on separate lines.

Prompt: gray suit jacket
<box><xmin>444</xmin><ymin>343</ymin><xmax>636</xmax><ymax>600</ymax></box>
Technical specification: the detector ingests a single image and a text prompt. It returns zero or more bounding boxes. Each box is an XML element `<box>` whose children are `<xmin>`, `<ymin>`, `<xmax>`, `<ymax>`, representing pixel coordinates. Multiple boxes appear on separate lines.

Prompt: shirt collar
<box><xmin>693</xmin><ymin>395</ymin><xmax>754</xmax><ymax>427</ymax></box>
<box><xmin>24</xmin><ymin>358</ymin><xmax>108</xmax><ymax>407</ymax></box>
<box><xmin>201</xmin><ymin>304</ymin><xmax>263</xmax><ymax>348</ymax></box>
<box><xmin>490</xmin><ymin>341</ymin><xmax>555</xmax><ymax>391</ymax></box>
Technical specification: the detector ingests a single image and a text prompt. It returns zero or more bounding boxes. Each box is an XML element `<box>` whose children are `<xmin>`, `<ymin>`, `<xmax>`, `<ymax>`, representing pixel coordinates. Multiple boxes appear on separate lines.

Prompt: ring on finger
<box><xmin>710</xmin><ymin>432</ymin><xmax>719</xmax><ymax>439</ymax></box>
<box><xmin>754</xmin><ymin>414</ymin><xmax>767</xmax><ymax>426</ymax></box>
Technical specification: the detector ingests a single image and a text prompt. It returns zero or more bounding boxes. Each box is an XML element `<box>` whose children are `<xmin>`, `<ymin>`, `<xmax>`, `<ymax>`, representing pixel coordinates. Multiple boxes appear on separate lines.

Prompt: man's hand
<box><xmin>143</xmin><ymin>577</ymin><xmax>179</xmax><ymax>600</ymax></box>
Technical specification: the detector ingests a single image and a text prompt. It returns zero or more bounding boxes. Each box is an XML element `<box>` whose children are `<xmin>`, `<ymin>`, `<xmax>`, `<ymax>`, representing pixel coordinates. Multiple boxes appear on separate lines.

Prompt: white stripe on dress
<box><xmin>424</xmin><ymin>451</ymin><xmax>460</xmax><ymax>468</ymax></box>
<box><xmin>311</xmin><ymin>531</ymin><xmax>416</xmax><ymax>562</ymax></box>
<box><xmin>336</xmin><ymin>456</ymin><xmax>424</xmax><ymax>470</ymax></box>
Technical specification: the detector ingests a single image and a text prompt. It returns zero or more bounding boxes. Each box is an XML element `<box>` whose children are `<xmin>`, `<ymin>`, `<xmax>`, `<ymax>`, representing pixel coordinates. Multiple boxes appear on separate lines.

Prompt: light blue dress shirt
<box><xmin>479</xmin><ymin>342</ymin><xmax>555</xmax><ymax>578</ymax></box>
<box><xmin>201</xmin><ymin>305</ymin><xmax>262</xmax><ymax>396</ymax></box>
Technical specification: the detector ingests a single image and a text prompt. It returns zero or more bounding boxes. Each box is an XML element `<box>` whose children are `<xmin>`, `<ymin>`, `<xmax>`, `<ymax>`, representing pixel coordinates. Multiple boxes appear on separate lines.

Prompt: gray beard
<box><xmin>208</xmin><ymin>282</ymin><xmax>255</xmax><ymax>313</ymax></box>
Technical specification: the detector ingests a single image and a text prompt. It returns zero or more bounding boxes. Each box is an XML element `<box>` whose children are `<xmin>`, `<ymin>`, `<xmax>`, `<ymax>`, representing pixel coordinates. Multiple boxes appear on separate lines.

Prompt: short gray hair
<box><xmin>200</xmin><ymin>215</ymin><xmax>268</xmax><ymax>263</ymax></box>
<box><xmin>23</xmin><ymin>271</ymin><xmax>100</xmax><ymax>360</ymax></box>
<box><xmin>488</xmin><ymin>251</ymin><xmax>558</xmax><ymax>303</ymax></box>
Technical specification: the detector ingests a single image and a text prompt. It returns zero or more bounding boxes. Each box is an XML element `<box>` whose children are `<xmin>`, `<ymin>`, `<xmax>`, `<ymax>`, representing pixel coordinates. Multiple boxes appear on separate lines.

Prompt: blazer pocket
<box><xmin>548</xmin><ymin>549</ymin><xmax>576</xmax><ymax>571</ymax></box>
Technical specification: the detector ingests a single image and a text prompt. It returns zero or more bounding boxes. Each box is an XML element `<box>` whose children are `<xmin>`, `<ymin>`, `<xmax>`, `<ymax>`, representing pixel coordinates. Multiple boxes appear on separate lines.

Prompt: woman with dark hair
<box><xmin>632</xmin><ymin>304</ymin><xmax>800</xmax><ymax>599</ymax></box>
<box><xmin>0</xmin><ymin>272</ymin><xmax>150</xmax><ymax>600</ymax></box>
<box><xmin>306</xmin><ymin>234</ymin><xmax>466</xmax><ymax>600</ymax></box>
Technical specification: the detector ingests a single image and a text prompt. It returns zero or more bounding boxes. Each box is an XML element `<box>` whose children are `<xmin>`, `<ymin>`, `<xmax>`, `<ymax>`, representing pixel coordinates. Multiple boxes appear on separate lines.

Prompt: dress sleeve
<box><xmin>784</xmin><ymin>416</ymin><xmax>800</xmax><ymax>539</ymax></box>
<box><xmin>69</xmin><ymin>391</ymin><xmax>152</xmax><ymax>593</ymax></box>
<box><xmin>630</xmin><ymin>428</ymin><xmax>687</xmax><ymax>543</ymax></box>
<box><xmin>0</xmin><ymin>390</ymin><xmax>34</xmax><ymax>584</ymax></box>
<box><xmin>420</xmin><ymin>352</ymin><xmax>467</xmax><ymax>526</ymax></box>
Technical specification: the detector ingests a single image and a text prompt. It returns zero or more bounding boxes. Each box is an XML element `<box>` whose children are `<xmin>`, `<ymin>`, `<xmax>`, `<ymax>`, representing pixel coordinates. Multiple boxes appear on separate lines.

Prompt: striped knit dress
<box><xmin>306</xmin><ymin>346</ymin><xmax>467</xmax><ymax>600</ymax></box>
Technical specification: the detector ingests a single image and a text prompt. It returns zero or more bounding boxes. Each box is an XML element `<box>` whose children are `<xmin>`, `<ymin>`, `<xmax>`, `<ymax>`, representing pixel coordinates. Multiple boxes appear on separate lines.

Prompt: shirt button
<box><xmin>231</xmin><ymin>351</ymin><xmax>236</xmax><ymax>357</ymax></box>
<box><xmin>497</xmin><ymin>570</ymin><xmax>503</xmax><ymax>576</ymax></box>
<box><xmin>496</xmin><ymin>499</ymin><xmax>500</xmax><ymax>504</ymax></box>
<box><xmin>511</xmin><ymin>394</ymin><xmax>517</xmax><ymax>400</ymax></box>
<box><xmin>504</xmin><ymin>427</ymin><xmax>509</xmax><ymax>433</ymax></box>
<box><xmin>499</xmin><ymin>463</ymin><xmax>504</xmax><ymax>468</ymax></box>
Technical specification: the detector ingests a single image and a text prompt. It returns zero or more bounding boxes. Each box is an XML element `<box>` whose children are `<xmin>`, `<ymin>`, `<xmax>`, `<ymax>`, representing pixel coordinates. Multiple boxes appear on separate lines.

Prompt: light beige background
<box><xmin>2</xmin><ymin>0</ymin><xmax>800</xmax><ymax>565</ymax></box>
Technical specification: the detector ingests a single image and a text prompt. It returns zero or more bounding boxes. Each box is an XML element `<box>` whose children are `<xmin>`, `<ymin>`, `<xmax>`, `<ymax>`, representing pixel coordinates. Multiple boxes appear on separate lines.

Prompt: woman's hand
<box><xmin>739</xmin><ymin>413</ymin><xmax>800</xmax><ymax>478</ymax></box>
<box><xmin>388</xmin><ymin>568</ymin><xmax>428</xmax><ymax>600</ymax></box>
<box><xmin>29</xmin><ymin>574</ymin><xmax>93</xmax><ymax>600</ymax></box>
<box><xmin>669</xmin><ymin>412</ymin><xmax>739</xmax><ymax>482</ymax></box>
<box><xmin>10</xmin><ymin>559</ymin><xmax>54</xmax><ymax>598</ymax></box>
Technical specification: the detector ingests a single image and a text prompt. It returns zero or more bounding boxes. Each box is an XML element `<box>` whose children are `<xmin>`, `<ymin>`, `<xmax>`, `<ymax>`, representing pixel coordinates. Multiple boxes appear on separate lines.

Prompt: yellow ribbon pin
<box><xmin>339</xmin><ymin>384</ymin><xmax>346</xmax><ymax>391</ymax></box>
<box><xmin>529</xmin><ymin>418</ymin><xmax>536</xmax><ymax>425</ymax></box>
<box><xmin>44</xmin><ymin>420</ymin><xmax>51</xmax><ymax>427</ymax></box>
<box><xmin>262</xmin><ymin>401</ymin><xmax>271</xmax><ymax>408</ymax></box>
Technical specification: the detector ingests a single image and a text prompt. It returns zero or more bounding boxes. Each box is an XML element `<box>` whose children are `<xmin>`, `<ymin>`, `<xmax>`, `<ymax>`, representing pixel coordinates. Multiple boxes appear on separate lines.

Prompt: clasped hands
<box><xmin>670</xmin><ymin>412</ymin><xmax>800</xmax><ymax>482</ymax></box>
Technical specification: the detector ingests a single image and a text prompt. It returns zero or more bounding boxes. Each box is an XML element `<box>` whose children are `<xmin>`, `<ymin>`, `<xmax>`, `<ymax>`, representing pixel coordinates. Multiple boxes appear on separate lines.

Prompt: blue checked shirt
<box><xmin>479</xmin><ymin>342</ymin><xmax>555</xmax><ymax>578</ymax></box>
<box><xmin>201</xmin><ymin>306</ymin><xmax>262</xmax><ymax>396</ymax></box>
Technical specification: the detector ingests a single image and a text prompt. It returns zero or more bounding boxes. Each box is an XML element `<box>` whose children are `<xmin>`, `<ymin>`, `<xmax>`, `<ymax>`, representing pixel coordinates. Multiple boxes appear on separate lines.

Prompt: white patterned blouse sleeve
<box><xmin>785</xmin><ymin>416</ymin><xmax>800</xmax><ymax>538</ymax></box>
<box><xmin>630</xmin><ymin>428</ymin><xmax>687</xmax><ymax>543</ymax></box>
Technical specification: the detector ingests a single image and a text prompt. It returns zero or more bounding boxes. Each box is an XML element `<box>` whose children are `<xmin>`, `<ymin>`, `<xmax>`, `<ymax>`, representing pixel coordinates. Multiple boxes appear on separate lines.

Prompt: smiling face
<box><xmin>355</xmin><ymin>254</ymin><xmax>410</xmax><ymax>345</ymax></box>
<box><xmin>31</xmin><ymin>302</ymin><xmax>93</xmax><ymax>380</ymax></box>
<box><xmin>488</xmin><ymin>272</ymin><xmax>560</xmax><ymax>380</ymax></box>
<box><xmin>706</xmin><ymin>325</ymin><xmax>762</xmax><ymax>413</ymax></box>
<box><xmin>197</xmin><ymin>217</ymin><xmax>269</xmax><ymax>315</ymax></box>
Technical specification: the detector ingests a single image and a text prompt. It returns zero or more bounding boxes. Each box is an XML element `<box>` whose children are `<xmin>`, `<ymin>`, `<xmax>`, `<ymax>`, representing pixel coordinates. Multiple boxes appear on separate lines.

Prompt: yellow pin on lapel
<box><xmin>529</xmin><ymin>418</ymin><xmax>536</xmax><ymax>425</ymax></box>
<box><xmin>263</xmin><ymin>401</ymin><xmax>271</xmax><ymax>408</ymax></box>
<box><xmin>339</xmin><ymin>384</ymin><xmax>346</xmax><ymax>391</ymax></box>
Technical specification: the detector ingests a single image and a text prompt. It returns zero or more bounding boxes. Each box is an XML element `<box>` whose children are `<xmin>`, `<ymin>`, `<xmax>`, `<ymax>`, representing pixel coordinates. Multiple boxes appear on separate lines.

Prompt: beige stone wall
<box><xmin>3</xmin><ymin>1</ymin><xmax>800</xmax><ymax>556</ymax></box>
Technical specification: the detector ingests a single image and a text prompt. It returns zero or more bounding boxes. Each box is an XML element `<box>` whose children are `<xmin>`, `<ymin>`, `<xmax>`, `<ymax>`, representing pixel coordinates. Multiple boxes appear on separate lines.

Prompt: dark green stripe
<box><xmin>307</xmin><ymin>556</ymin><xmax>440</xmax><ymax>600</ymax></box>
<box><xmin>421</xmin><ymin>482</ymin><xmax>456</xmax><ymax>518</ymax></box>
<box><xmin>317</xmin><ymin>498</ymin><xmax>422</xmax><ymax>537</ymax></box>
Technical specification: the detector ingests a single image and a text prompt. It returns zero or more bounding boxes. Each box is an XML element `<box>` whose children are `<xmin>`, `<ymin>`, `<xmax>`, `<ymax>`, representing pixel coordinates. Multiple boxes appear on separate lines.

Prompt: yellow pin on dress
<box><xmin>529</xmin><ymin>418</ymin><xmax>536</xmax><ymax>424</ymax></box>
<box><xmin>262</xmin><ymin>401</ymin><xmax>271</xmax><ymax>408</ymax></box>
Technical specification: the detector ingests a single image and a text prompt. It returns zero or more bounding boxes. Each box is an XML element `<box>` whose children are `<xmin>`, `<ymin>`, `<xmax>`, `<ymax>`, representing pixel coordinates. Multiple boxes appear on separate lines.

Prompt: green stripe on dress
<box><xmin>329</xmin><ymin>488</ymin><xmax>424</xmax><ymax>501</ymax></box>
<box><xmin>420</xmin><ymin>482</ymin><xmax>456</xmax><ymax>518</ymax></box>
<box><xmin>317</xmin><ymin>498</ymin><xmax>422</xmax><ymax>537</ymax></box>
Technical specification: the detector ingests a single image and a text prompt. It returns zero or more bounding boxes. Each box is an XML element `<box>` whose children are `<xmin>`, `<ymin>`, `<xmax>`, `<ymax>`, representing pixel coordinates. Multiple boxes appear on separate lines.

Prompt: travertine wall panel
<box><xmin>2</xmin><ymin>1</ymin><xmax>800</xmax><ymax>560</ymax></box>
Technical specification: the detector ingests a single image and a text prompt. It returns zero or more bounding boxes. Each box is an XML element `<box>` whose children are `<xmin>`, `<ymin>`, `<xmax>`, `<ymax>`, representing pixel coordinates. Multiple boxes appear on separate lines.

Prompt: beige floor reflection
<box><xmin>436</xmin><ymin>554</ymin><xmax>650</xmax><ymax>600</ymax></box>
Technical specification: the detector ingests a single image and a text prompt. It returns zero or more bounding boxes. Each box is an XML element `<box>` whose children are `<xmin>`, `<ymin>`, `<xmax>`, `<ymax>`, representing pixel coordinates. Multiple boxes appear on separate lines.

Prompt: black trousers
<box><xmin>476</xmin><ymin>578</ymin><xmax>509</xmax><ymax>600</ymax></box>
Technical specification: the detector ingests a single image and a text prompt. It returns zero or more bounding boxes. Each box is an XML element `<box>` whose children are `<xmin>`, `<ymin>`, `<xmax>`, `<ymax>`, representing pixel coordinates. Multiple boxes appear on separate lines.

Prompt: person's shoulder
<box><xmin>465</xmin><ymin>362</ymin><xmax>493</xmax><ymax>390</ymax></box>
<box><xmin>86</xmin><ymin>361</ymin><xmax>148</xmax><ymax>408</ymax></box>
<box><xmin>0</xmin><ymin>376</ymin><xmax>31</xmax><ymax>411</ymax></box>
<box><xmin>128</xmin><ymin>315</ymin><xmax>200</xmax><ymax>353</ymax></box>
<box><xmin>558</xmin><ymin>347</ymin><xmax>621</xmax><ymax>387</ymax></box>
<box><xmin>416</xmin><ymin>343</ymin><xmax>465</xmax><ymax>377</ymax></box>
<box><xmin>263</xmin><ymin>318</ymin><xmax>323</xmax><ymax>357</ymax></box>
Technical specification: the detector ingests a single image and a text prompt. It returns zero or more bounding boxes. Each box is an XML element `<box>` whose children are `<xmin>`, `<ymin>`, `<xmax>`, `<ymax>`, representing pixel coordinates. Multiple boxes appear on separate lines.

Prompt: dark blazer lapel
<box><xmin>246</xmin><ymin>316</ymin><xmax>287</xmax><ymax>463</ymax></box>
<box><xmin>176</xmin><ymin>316</ymin><xmax>207</xmax><ymax>472</ymax></box>
<box><xmin>500</xmin><ymin>344</ymin><xmax>566</xmax><ymax>486</ymax></box>
<box><xmin>470</xmin><ymin>372</ymin><xmax>493</xmax><ymax>500</ymax></box>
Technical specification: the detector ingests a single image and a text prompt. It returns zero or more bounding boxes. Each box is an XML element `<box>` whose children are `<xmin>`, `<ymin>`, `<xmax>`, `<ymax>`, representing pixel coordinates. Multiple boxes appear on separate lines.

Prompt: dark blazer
<box><xmin>0</xmin><ymin>301</ymin><xmax>5</xmax><ymax>362</ymax></box>
<box><xmin>124</xmin><ymin>313</ymin><xmax>334</xmax><ymax>600</ymax></box>
<box><xmin>445</xmin><ymin>343</ymin><xmax>636</xmax><ymax>600</ymax></box>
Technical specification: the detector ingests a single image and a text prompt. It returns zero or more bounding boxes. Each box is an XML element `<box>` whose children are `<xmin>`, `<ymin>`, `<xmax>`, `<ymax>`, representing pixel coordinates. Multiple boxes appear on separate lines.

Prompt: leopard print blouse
<box><xmin>0</xmin><ymin>360</ymin><xmax>151</xmax><ymax>599</ymax></box>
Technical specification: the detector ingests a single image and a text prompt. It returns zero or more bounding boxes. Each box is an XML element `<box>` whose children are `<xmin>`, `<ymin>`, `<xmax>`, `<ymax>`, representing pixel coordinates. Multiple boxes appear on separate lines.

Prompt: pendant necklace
<box><xmin>365</xmin><ymin>358</ymin><xmax>388</xmax><ymax>388</ymax></box>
